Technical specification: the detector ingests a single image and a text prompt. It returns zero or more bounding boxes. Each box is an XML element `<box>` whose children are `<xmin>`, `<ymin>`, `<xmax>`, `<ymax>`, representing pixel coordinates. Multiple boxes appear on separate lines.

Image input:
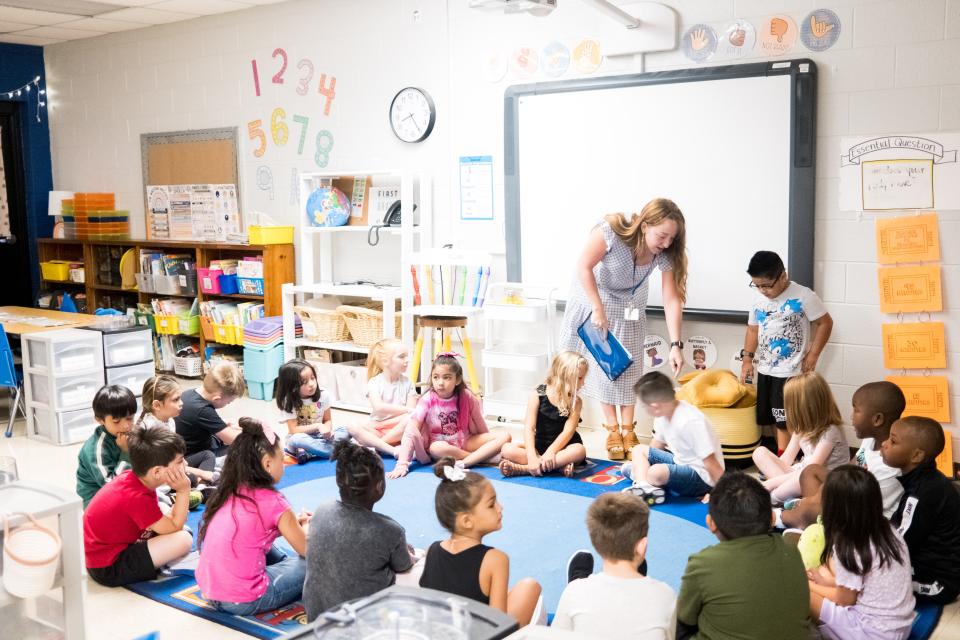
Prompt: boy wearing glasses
<box><xmin>740</xmin><ymin>251</ymin><xmax>832</xmax><ymax>452</ymax></box>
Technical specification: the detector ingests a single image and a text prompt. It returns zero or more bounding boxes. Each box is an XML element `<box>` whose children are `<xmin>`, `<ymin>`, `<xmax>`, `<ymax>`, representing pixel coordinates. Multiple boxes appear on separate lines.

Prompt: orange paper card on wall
<box><xmin>875</xmin><ymin>213</ymin><xmax>940</xmax><ymax>264</ymax></box>
<box><xmin>886</xmin><ymin>376</ymin><xmax>951</xmax><ymax>424</ymax></box>
<box><xmin>877</xmin><ymin>266</ymin><xmax>943</xmax><ymax>313</ymax></box>
<box><xmin>881</xmin><ymin>322</ymin><xmax>946</xmax><ymax>369</ymax></box>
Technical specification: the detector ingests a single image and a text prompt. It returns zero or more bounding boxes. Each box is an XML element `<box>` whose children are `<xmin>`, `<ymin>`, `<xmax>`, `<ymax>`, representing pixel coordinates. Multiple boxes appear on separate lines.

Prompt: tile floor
<box><xmin>2</xmin><ymin>386</ymin><xmax>958</xmax><ymax>639</ymax></box>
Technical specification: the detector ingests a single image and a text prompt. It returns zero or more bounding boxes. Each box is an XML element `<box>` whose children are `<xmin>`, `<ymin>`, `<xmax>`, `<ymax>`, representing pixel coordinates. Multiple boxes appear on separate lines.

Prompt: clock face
<box><xmin>389</xmin><ymin>87</ymin><xmax>436</xmax><ymax>143</ymax></box>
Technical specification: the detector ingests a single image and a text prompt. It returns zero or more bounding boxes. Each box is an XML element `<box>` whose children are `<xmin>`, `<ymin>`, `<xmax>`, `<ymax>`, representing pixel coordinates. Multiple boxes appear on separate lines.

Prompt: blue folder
<box><xmin>577</xmin><ymin>315</ymin><xmax>634</xmax><ymax>381</ymax></box>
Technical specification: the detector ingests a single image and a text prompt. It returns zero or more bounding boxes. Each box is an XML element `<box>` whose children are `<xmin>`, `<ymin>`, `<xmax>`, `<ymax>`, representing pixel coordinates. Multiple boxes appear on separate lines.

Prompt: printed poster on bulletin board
<box><xmin>840</xmin><ymin>132</ymin><xmax>960</xmax><ymax>211</ymax></box>
<box><xmin>147</xmin><ymin>184</ymin><xmax>239</xmax><ymax>241</ymax></box>
<box><xmin>886</xmin><ymin>376</ymin><xmax>951</xmax><ymax>423</ymax></box>
<box><xmin>877</xmin><ymin>266</ymin><xmax>943</xmax><ymax>313</ymax></box>
<box><xmin>875</xmin><ymin>213</ymin><xmax>940</xmax><ymax>264</ymax></box>
<box><xmin>881</xmin><ymin>322</ymin><xmax>947</xmax><ymax>370</ymax></box>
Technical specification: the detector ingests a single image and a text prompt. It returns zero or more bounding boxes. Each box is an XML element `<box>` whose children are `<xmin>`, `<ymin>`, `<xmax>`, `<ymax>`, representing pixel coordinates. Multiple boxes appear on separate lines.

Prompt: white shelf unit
<box><xmin>283</xmin><ymin>170</ymin><xmax>429</xmax><ymax>411</ymax></box>
<box><xmin>482</xmin><ymin>283</ymin><xmax>557</xmax><ymax>424</ymax></box>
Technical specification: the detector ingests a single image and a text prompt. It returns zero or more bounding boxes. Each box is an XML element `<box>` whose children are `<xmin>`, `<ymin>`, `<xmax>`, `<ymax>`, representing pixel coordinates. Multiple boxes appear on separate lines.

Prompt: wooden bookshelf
<box><xmin>38</xmin><ymin>237</ymin><xmax>294</xmax><ymax>373</ymax></box>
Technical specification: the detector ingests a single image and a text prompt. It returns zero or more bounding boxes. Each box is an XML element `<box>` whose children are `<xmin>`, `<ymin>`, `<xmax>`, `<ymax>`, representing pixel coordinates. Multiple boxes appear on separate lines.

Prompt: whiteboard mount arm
<box><xmin>580</xmin><ymin>0</ymin><xmax>642</xmax><ymax>29</ymax></box>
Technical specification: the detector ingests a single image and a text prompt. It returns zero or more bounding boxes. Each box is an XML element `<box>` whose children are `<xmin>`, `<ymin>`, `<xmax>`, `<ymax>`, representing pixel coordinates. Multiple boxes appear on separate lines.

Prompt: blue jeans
<box><xmin>286</xmin><ymin>427</ymin><xmax>350</xmax><ymax>459</ymax></box>
<box><xmin>647</xmin><ymin>447</ymin><xmax>713</xmax><ymax>497</ymax></box>
<box><xmin>208</xmin><ymin>546</ymin><xmax>306</xmax><ymax>616</ymax></box>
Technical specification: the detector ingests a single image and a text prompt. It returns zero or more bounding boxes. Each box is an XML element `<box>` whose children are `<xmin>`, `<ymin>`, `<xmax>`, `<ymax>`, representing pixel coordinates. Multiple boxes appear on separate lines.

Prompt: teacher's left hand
<box><xmin>669</xmin><ymin>345</ymin><xmax>684</xmax><ymax>378</ymax></box>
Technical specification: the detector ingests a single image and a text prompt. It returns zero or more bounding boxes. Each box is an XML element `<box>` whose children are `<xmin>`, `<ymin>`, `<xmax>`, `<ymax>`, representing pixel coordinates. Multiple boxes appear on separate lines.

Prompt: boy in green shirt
<box><xmin>677</xmin><ymin>472</ymin><xmax>810</xmax><ymax>640</ymax></box>
<box><xmin>76</xmin><ymin>385</ymin><xmax>137</xmax><ymax>508</ymax></box>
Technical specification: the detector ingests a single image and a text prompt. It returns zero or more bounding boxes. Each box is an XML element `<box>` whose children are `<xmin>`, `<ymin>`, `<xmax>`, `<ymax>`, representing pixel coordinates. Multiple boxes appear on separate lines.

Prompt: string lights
<box><xmin>1</xmin><ymin>76</ymin><xmax>47</xmax><ymax>123</ymax></box>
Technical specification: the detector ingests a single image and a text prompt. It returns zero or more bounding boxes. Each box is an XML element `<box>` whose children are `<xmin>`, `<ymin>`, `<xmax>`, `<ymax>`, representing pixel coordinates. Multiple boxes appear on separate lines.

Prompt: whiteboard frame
<box><xmin>503</xmin><ymin>59</ymin><xmax>817</xmax><ymax>323</ymax></box>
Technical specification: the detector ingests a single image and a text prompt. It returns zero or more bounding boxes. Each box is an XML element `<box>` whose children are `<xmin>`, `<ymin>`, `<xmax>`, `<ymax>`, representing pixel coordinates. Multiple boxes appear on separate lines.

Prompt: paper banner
<box><xmin>882</xmin><ymin>322</ymin><xmax>947</xmax><ymax>369</ymax></box>
<box><xmin>878</xmin><ymin>266</ymin><xmax>943</xmax><ymax>313</ymax></box>
<box><xmin>886</xmin><ymin>376</ymin><xmax>951</xmax><ymax>423</ymax></box>
<box><xmin>875</xmin><ymin>213</ymin><xmax>940</xmax><ymax>264</ymax></box>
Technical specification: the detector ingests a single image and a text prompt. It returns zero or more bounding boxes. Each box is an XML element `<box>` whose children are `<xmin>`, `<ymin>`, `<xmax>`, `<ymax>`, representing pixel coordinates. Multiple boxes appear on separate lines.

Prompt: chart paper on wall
<box><xmin>875</xmin><ymin>213</ymin><xmax>940</xmax><ymax>264</ymax></box>
<box><xmin>886</xmin><ymin>375</ymin><xmax>950</xmax><ymax>423</ymax></box>
<box><xmin>881</xmin><ymin>322</ymin><xmax>947</xmax><ymax>370</ymax></box>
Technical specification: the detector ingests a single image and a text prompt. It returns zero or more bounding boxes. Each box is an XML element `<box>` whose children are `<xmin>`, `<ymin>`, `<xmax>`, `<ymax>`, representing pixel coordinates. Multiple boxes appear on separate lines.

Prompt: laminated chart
<box><xmin>886</xmin><ymin>376</ymin><xmax>950</xmax><ymax>423</ymax></box>
<box><xmin>877</xmin><ymin>266</ymin><xmax>943</xmax><ymax>314</ymax></box>
<box><xmin>875</xmin><ymin>213</ymin><xmax>941</xmax><ymax>264</ymax></box>
<box><xmin>881</xmin><ymin>322</ymin><xmax>946</xmax><ymax>370</ymax></box>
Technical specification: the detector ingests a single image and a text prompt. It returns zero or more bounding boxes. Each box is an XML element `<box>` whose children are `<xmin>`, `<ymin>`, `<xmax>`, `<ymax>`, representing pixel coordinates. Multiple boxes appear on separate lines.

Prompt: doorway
<box><xmin>0</xmin><ymin>102</ymin><xmax>33</xmax><ymax>307</ymax></box>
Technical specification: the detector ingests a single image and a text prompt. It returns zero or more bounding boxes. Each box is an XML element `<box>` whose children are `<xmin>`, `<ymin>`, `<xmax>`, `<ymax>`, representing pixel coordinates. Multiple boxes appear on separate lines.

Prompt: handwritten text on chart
<box><xmin>861</xmin><ymin>159</ymin><xmax>934</xmax><ymax>210</ymax></box>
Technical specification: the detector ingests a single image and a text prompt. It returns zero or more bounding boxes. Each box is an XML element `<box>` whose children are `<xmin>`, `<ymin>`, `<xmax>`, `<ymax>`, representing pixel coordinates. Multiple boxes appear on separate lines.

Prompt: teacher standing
<box><xmin>558</xmin><ymin>198</ymin><xmax>687</xmax><ymax>461</ymax></box>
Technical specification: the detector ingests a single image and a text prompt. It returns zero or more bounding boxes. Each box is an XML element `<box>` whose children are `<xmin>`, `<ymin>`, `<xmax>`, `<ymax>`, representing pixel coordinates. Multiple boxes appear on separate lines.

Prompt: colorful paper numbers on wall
<box><xmin>877</xmin><ymin>266</ymin><xmax>942</xmax><ymax>314</ymax></box>
<box><xmin>881</xmin><ymin>322</ymin><xmax>946</xmax><ymax>370</ymax></box>
<box><xmin>886</xmin><ymin>376</ymin><xmax>951</xmax><ymax>423</ymax></box>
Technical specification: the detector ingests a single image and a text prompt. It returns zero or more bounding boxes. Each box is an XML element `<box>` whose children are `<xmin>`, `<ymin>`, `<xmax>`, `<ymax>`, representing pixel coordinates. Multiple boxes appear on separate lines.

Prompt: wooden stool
<box><xmin>410</xmin><ymin>316</ymin><xmax>480</xmax><ymax>394</ymax></box>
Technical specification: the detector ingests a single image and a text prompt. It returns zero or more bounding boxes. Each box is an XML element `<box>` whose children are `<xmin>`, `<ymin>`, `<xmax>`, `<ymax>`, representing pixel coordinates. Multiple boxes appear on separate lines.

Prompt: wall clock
<box><xmin>389</xmin><ymin>87</ymin><xmax>436</xmax><ymax>143</ymax></box>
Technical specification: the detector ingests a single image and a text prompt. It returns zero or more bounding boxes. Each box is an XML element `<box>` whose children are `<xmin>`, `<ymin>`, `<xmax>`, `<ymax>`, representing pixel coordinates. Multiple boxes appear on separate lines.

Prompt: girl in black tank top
<box><xmin>419</xmin><ymin>458</ymin><xmax>542</xmax><ymax>626</ymax></box>
<box><xmin>498</xmin><ymin>352</ymin><xmax>589</xmax><ymax>478</ymax></box>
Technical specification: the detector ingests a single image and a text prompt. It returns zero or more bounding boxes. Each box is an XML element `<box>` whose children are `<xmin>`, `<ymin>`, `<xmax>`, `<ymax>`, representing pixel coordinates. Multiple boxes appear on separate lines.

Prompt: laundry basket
<box><xmin>3</xmin><ymin>512</ymin><xmax>62</xmax><ymax>598</ymax></box>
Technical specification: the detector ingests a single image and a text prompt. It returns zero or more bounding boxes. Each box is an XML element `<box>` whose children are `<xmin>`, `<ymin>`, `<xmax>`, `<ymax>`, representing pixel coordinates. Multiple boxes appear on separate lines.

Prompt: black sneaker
<box><xmin>566</xmin><ymin>550</ymin><xmax>594</xmax><ymax>583</ymax></box>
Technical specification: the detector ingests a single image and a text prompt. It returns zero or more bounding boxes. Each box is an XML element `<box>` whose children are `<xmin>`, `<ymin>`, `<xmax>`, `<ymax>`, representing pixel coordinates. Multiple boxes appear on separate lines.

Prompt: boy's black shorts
<box><xmin>756</xmin><ymin>372</ymin><xmax>788</xmax><ymax>429</ymax></box>
<box><xmin>88</xmin><ymin>541</ymin><xmax>157</xmax><ymax>587</ymax></box>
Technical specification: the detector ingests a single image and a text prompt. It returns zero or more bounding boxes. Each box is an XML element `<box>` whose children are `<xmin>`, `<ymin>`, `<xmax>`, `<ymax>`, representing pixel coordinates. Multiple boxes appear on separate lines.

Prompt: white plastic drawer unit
<box><xmin>105</xmin><ymin>361</ymin><xmax>155</xmax><ymax>395</ymax></box>
<box><xmin>101</xmin><ymin>328</ymin><xmax>153</xmax><ymax>367</ymax></box>
<box><xmin>28</xmin><ymin>404</ymin><xmax>97</xmax><ymax>446</ymax></box>
<box><xmin>481</xmin><ymin>342</ymin><xmax>549</xmax><ymax>372</ymax></box>
<box><xmin>27</xmin><ymin>369</ymin><xmax>104</xmax><ymax>412</ymax></box>
<box><xmin>23</xmin><ymin>328</ymin><xmax>104</xmax><ymax>376</ymax></box>
<box><xmin>482</xmin><ymin>300</ymin><xmax>548</xmax><ymax>323</ymax></box>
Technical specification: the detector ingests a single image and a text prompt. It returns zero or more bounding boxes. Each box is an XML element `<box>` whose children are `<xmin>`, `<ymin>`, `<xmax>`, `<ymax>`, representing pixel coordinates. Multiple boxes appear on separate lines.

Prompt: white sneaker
<box><xmin>620</xmin><ymin>462</ymin><xmax>633</xmax><ymax>481</ymax></box>
<box><xmin>622</xmin><ymin>482</ymin><xmax>666</xmax><ymax>505</ymax></box>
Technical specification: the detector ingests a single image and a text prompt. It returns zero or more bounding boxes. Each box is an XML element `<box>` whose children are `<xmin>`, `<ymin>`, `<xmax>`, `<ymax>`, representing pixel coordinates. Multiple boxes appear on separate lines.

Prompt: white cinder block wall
<box><xmin>43</xmin><ymin>0</ymin><xmax>960</xmax><ymax>458</ymax></box>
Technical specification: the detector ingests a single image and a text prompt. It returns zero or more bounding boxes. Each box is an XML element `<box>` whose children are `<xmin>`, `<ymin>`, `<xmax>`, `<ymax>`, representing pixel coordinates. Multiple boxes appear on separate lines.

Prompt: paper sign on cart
<box><xmin>877</xmin><ymin>266</ymin><xmax>943</xmax><ymax>313</ymax></box>
<box><xmin>881</xmin><ymin>322</ymin><xmax>946</xmax><ymax>369</ymax></box>
<box><xmin>886</xmin><ymin>376</ymin><xmax>951</xmax><ymax>423</ymax></box>
<box><xmin>875</xmin><ymin>213</ymin><xmax>940</xmax><ymax>264</ymax></box>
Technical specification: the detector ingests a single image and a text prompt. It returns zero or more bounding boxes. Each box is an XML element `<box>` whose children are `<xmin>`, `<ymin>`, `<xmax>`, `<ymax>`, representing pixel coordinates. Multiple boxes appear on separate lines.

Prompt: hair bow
<box><xmin>443</xmin><ymin>465</ymin><xmax>467</xmax><ymax>482</ymax></box>
<box><xmin>436</xmin><ymin>351</ymin><xmax>462</xmax><ymax>359</ymax></box>
<box><xmin>261</xmin><ymin>422</ymin><xmax>278</xmax><ymax>446</ymax></box>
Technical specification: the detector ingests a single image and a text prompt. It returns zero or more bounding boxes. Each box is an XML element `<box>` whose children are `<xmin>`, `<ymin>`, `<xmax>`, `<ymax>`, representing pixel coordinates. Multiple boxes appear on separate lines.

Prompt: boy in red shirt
<box><xmin>83</xmin><ymin>426</ymin><xmax>193</xmax><ymax>587</ymax></box>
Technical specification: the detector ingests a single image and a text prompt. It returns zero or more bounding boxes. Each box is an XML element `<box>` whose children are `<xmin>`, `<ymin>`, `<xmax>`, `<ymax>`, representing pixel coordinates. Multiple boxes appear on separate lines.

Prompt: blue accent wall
<box><xmin>0</xmin><ymin>43</ymin><xmax>53</xmax><ymax>296</ymax></box>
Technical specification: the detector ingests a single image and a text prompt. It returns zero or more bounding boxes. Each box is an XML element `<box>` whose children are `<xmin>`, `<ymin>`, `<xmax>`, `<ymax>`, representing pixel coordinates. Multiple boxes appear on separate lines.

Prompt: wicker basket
<box><xmin>337</xmin><ymin>305</ymin><xmax>403</xmax><ymax>347</ymax></box>
<box><xmin>295</xmin><ymin>305</ymin><xmax>350</xmax><ymax>342</ymax></box>
<box><xmin>700</xmin><ymin>405</ymin><xmax>761</xmax><ymax>467</ymax></box>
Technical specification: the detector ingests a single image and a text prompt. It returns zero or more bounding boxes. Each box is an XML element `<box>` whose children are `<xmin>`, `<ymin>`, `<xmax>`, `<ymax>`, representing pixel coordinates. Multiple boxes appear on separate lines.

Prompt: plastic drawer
<box><xmin>105</xmin><ymin>361</ymin><xmax>155</xmax><ymax>395</ymax></box>
<box><xmin>246</xmin><ymin>379</ymin><xmax>276</xmax><ymax>401</ymax></box>
<box><xmin>27</xmin><ymin>404</ymin><xmax>97</xmax><ymax>446</ymax></box>
<box><xmin>23</xmin><ymin>329</ymin><xmax>103</xmax><ymax>376</ymax></box>
<box><xmin>27</xmin><ymin>370</ymin><xmax>104</xmax><ymax>412</ymax></box>
<box><xmin>102</xmin><ymin>329</ymin><xmax>153</xmax><ymax>367</ymax></box>
<box><xmin>243</xmin><ymin>345</ymin><xmax>285</xmax><ymax>382</ymax></box>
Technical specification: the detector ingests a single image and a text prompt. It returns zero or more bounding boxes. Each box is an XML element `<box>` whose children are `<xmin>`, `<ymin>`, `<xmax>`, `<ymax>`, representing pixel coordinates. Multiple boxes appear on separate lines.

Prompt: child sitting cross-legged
<box><xmin>553</xmin><ymin>492</ymin><xmax>676</xmax><ymax>637</ymax></box>
<box><xmin>623</xmin><ymin>371</ymin><xmax>724</xmax><ymax>503</ymax></box>
<box><xmin>175</xmin><ymin>362</ymin><xmax>244</xmax><ymax>468</ymax></box>
<box><xmin>83</xmin><ymin>427</ymin><xmax>193</xmax><ymax>587</ymax></box>
<box><xmin>196</xmin><ymin>418</ymin><xmax>311</xmax><ymax>616</ymax></box>
<box><xmin>387</xmin><ymin>353</ymin><xmax>510</xmax><ymax>479</ymax></box>
<box><xmin>419</xmin><ymin>458</ymin><xmax>541</xmax><ymax>625</ymax></box>
<box><xmin>677</xmin><ymin>472</ymin><xmax>810</xmax><ymax>640</ymax></box>
<box><xmin>76</xmin><ymin>384</ymin><xmax>138</xmax><ymax>508</ymax></box>
<box><xmin>808</xmin><ymin>465</ymin><xmax>915</xmax><ymax>640</ymax></box>
<box><xmin>882</xmin><ymin>416</ymin><xmax>960</xmax><ymax>605</ymax></box>
<box><xmin>499</xmin><ymin>351</ymin><xmax>588</xmax><ymax>478</ymax></box>
<box><xmin>303</xmin><ymin>440</ymin><xmax>419</xmax><ymax>621</ymax></box>
<box><xmin>275</xmin><ymin>359</ymin><xmax>350</xmax><ymax>463</ymax></box>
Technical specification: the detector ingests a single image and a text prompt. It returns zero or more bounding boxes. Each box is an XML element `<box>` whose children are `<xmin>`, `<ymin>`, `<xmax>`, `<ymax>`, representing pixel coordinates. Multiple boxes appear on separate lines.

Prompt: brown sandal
<box><xmin>621</xmin><ymin>425</ymin><xmax>639</xmax><ymax>460</ymax></box>
<box><xmin>499</xmin><ymin>459</ymin><xmax>530</xmax><ymax>477</ymax></box>
<box><xmin>605</xmin><ymin>424</ymin><xmax>625</xmax><ymax>461</ymax></box>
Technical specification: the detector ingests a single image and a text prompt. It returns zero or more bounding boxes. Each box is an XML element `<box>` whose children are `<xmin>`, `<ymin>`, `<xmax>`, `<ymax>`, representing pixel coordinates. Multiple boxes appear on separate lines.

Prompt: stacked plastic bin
<box><xmin>82</xmin><ymin>324</ymin><xmax>155</xmax><ymax>404</ymax></box>
<box><xmin>22</xmin><ymin>329</ymin><xmax>105</xmax><ymax>445</ymax></box>
<box><xmin>243</xmin><ymin>316</ymin><xmax>301</xmax><ymax>400</ymax></box>
<box><xmin>61</xmin><ymin>193</ymin><xmax>129</xmax><ymax>240</ymax></box>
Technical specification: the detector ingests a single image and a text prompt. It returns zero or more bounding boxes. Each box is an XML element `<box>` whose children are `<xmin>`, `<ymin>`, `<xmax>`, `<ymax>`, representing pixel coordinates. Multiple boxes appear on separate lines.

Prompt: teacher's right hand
<box><xmin>591</xmin><ymin>306</ymin><xmax>609</xmax><ymax>339</ymax></box>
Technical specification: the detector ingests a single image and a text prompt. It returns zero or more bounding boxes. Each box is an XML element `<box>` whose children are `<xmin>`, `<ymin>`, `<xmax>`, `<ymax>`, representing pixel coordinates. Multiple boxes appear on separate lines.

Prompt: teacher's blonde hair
<box><xmin>605</xmin><ymin>198</ymin><xmax>687</xmax><ymax>303</ymax></box>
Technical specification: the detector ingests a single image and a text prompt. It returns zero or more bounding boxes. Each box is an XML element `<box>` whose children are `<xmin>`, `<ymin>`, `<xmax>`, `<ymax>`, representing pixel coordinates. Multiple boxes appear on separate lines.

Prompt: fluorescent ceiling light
<box><xmin>0</xmin><ymin>0</ymin><xmax>122</xmax><ymax>17</ymax></box>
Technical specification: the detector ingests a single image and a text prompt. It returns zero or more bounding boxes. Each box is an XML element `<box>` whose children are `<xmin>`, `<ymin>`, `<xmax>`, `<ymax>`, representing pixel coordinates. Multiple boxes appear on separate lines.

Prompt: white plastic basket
<box><xmin>173</xmin><ymin>355</ymin><xmax>203</xmax><ymax>378</ymax></box>
<box><xmin>3</xmin><ymin>512</ymin><xmax>62</xmax><ymax>598</ymax></box>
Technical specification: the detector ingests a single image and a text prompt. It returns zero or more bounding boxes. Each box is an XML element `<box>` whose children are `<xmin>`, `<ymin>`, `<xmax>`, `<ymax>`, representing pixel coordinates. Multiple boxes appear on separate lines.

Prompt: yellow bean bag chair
<box><xmin>677</xmin><ymin>369</ymin><xmax>761</xmax><ymax>465</ymax></box>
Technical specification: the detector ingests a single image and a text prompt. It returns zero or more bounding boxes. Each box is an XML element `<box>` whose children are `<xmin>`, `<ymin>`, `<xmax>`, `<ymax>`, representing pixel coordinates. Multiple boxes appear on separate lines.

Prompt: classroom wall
<box><xmin>42</xmin><ymin>0</ymin><xmax>960</xmax><ymax>454</ymax></box>
<box><xmin>0</xmin><ymin>43</ymin><xmax>53</xmax><ymax>296</ymax></box>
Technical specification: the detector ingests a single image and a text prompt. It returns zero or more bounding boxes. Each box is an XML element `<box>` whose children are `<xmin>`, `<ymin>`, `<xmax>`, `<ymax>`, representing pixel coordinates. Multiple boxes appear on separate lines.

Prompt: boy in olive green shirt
<box><xmin>76</xmin><ymin>386</ymin><xmax>137</xmax><ymax>507</ymax></box>
<box><xmin>677</xmin><ymin>472</ymin><xmax>809</xmax><ymax>640</ymax></box>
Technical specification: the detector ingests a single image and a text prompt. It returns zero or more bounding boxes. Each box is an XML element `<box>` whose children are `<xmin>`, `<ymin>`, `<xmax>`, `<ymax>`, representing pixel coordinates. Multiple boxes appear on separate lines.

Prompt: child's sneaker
<box><xmin>783</xmin><ymin>498</ymin><xmax>801</xmax><ymax>510</ymax></box>
<box><xmin>287</xmin><ymin>447</ymin><xmax>310</xmax><ymax>465</ymax></box>
<box><xmin>619</xmin><ymin>462</ymin><xmax>633</xmax><ymax>481</ymax></box>
<box><xmin>622</xmin><ymin>482</ymin><xmax>666</xmax><ymax>505</ymax></box>
<box><xmin>566</xmin><ymin>550</ymin><xmax>594</xmax><ymax>583</ymax></box>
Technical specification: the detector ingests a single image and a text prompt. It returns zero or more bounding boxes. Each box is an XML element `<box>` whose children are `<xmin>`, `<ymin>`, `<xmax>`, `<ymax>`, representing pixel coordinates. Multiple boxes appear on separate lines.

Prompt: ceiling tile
<box><xmin>0</xmin><ymin>20</ymin><xmax>33</xmax><ymax>33</ymax></box>
<box><xmin>0</xmin><ymin>33</ymin><xmax>66</xmax><ymax>45</ymax></box>
<box><xmin>96</xmin><ymin>7</ymin><xmax>195</xmax><ymax>23</ymax></box>
<box><xmin>146</xmin><ymin>0</ymin><xmax>254</xmax><ymax>15</ymax></box>
<box><xmin>59</xmin><ymin>17</ymin><xmax>150</xmax><ymax>31</ymax></box>
<box><xmin>0</xmin><ymin>7</ymin><xmax>78</xmax><ymax>25</ymax></box>
<box><xmin>15</xmin><ymin>25</ymin><xmax>106</xmax><ymax>40</ymax></box>
<box><xmin>89</xmin><ymin>0</ymin><xmax>157</xmax><ymax>5</ymax></box>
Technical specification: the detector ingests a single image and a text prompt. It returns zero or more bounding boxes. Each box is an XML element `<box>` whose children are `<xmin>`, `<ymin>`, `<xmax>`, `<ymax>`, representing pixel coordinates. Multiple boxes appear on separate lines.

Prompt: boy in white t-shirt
<box><xmin>779</xmin><ymin>381</ymin><xmax>905</xmax><ymax>529</ymax></box>
<box><xmin>623</xmin><ymin>372</ymin><xmax>724</xmax><ymax>503</ymax></box>
<box><xmin>739</xmin><ymin>251</ymin><xmax>833</xmax><ymax>453</ymax></box>
<box><xmin>554</xmin><ymin>492</ymin><xmax>676</xmax><ymax>638</ymax></box>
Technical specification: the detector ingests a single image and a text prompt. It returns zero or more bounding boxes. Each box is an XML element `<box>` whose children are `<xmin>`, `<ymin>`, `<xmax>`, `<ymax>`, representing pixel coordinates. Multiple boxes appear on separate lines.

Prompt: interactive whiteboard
<box><xmin>504</xmin><ymin>60</ymin><xmax>817</xmax><ymax>322</ymax></box>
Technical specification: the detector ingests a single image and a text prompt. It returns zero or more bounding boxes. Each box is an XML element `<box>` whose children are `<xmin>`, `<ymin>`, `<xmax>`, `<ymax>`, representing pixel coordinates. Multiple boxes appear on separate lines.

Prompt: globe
<box><xmin>305</xmin><ymin>186</ymin><xmax>351</xmax><ymax>227</ymax></box>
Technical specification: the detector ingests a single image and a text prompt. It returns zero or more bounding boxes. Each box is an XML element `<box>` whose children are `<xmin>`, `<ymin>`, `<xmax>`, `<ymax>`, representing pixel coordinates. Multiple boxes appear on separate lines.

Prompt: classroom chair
<box><xmin>0</xmin><ymin>324</ymin><xmax>25</xmax><ymax>438</ymax></box>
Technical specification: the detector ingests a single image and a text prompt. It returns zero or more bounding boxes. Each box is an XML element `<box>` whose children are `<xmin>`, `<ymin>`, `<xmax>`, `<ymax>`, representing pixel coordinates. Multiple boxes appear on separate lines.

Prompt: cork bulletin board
<box><xmin>140</xmin><ymin>127</ymin><xmax>242</xmax><ymax>239</ymax></box>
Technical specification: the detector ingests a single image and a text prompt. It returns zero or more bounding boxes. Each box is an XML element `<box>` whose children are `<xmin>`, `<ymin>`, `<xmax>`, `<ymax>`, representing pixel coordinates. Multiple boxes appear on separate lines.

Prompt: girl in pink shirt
<box><xmin>388</xmin><ymin>354</ymin><xmax>510</xmax><ymax>479</ymax></box>
<box><xmin>196</xmin><ymin>418</ymin><xmax>311</xmax><ymax>615</ymax></box>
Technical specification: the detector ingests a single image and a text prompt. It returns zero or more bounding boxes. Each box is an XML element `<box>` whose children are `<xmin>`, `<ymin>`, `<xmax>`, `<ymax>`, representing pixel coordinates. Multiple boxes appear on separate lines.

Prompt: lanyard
<box><xmin>631</xmin><ymin>262</ymin><xmax>650</xmax><ymax>295</ymax></box>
